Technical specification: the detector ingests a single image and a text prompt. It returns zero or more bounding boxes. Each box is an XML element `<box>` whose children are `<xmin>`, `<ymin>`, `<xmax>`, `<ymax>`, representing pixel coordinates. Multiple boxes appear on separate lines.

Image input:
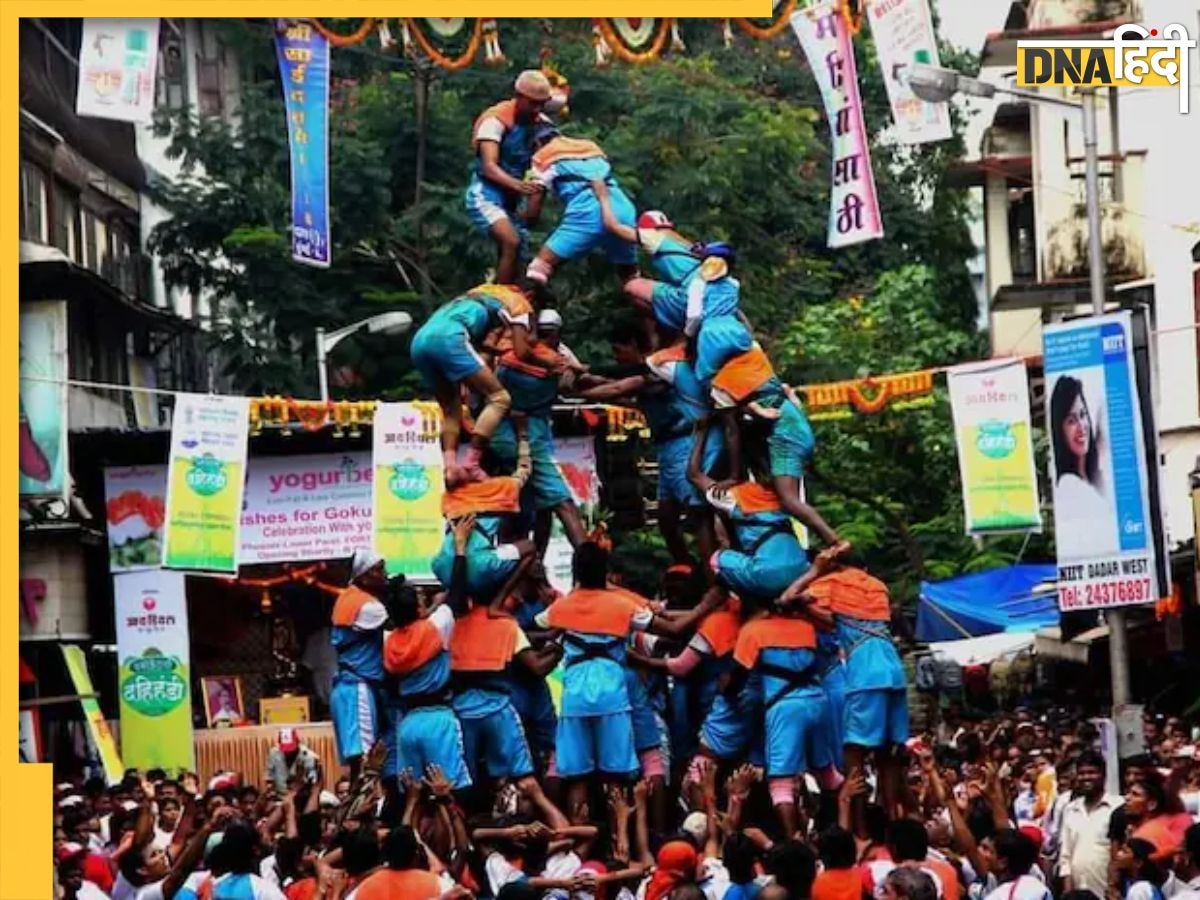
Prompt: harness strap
<box><xmin>842</xmin><ymin>618</ymin><xmax>892</xmax><ymax>659</ymax></box>
<box><xmin>739</xmin><ymin>521</ymin><xmax>796</xmax><ymax>556</ymax></box>
<box><xmin>757</xmin><ymin>660</ymin><xmax>820</xmax><ymax>710</ymax></box>
<box><xmin>562</xmin><ymin>633</ymin><xmax>622</xmax><ymax>668</ymax></box>
<box><xmin>452</xmin><ymin>671</ymin><xmax>512</xmax><ymax>695</ymax></box>
<box><xmin>399</xmin><ymin>691</ymin><xmax>452</xmax><ymax>712</ymax></box>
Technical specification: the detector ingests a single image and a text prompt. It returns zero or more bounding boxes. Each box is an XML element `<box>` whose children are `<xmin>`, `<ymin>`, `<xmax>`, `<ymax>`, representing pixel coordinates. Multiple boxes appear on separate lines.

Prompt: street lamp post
<box><xmin>315</xmin><ymin>311</ymin><xmax>413</xmax><ymax>404</ymax></box>
<box><xmin>904</xmin><ymin>64</ymin><xmax>1130</xmax><ymax>707</ymax></box>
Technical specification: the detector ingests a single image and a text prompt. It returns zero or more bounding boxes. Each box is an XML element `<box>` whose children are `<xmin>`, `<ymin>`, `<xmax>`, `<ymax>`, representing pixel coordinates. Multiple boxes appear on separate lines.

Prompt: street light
<box><xmin>901</xmin><ymin>63</ymin><xmax>1130</xmax><ymax>708</ymax></box>
<box><xmin>315</xmin><ymin>311</ymin><xmax>412</xmax><ymax>403</ymax></box>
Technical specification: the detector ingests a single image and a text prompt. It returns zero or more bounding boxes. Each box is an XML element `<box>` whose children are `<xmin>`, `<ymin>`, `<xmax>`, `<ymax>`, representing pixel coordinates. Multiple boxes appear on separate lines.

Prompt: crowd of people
<box><xmin>51</xmin><ymin>710</ymin><xmax>1200</xmax><ymax>900</ymax></box>
<box><xmin>48</xmin><ymin>70</ymin><xmax>1200</xmax><ymax>900</ymax></box>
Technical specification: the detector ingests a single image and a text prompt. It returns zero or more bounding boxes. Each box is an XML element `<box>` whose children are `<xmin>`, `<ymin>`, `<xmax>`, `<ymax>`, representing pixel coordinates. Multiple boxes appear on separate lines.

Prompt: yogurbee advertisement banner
<box><xmin>114</xmin><ymin>570</ymin><xmax>194</xmax><ymax>772</ymax></box>
<box><xmin>947</xmin><ymin>358</ymin><xmax>1041</xmax><ymax>534</ymax></box>
<box><xmin>372</xmin><ymin>403</ymin><xmax>444</xmax><ymax>582</ymax></box>
<box><xmin>241</xmin><ymin>453</ymin><xmax>372</xmax><ymax>563</ymax></box>
<box><xmin>1043</xmin><ymin>312</ymin><xmax>1159</xmax><ymax>610</ymax></box>
<box><xmin>162</xmin><ymin>394</ymin><xmax>251</xmax><ymax>573</ymax></box>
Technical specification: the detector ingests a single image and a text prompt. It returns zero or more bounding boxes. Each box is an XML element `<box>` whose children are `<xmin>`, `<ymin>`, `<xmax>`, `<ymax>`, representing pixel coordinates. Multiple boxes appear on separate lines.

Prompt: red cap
<box><xmin>278</xmin><ymin>727</ymin><xmax>299</xmax><ymax>753</ymax></box>
<box><xmin>637</xmin><ymin>210</ymin><xmax>674</xmax><ymax>230</ymax></box>
<box><xmin>1019</xmin><ymin>824</ymin><xmax>1044</xmax><ymax>847</ymax></box>
<box><xmin>56</xmin><ymin>842</ymin><xmax>85</xmax><ymax>863</ymax></box>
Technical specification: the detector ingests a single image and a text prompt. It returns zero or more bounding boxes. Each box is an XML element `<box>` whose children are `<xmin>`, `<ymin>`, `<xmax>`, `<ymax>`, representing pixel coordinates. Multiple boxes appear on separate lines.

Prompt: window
<box><xmin>53</xmin><ymin>186</ymin><xmax>79</xmax><ymax>261</ymax></box>
<box><xmin>156</xmin><ymin>20</ymin><xmax>187</xmax><ymax>112</ymax></box>
<box><xmin>196</xmin><ymin>57</ymin><xmax>223</xmax><ymax>118</ymax></box>
<box><xmin>79</xmin><ymin>208</ymin><xmax>99</xmax><ymax>271</ymax></box>
<box><xmin>20</xmin><ymin>161</ymin><xmax>48</xmax><ymax>244</ymax></box>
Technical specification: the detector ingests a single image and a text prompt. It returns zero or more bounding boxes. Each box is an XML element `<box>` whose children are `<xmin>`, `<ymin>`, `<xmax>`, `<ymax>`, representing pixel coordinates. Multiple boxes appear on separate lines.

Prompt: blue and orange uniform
<box><xmin>704</xmin><ymin>482</ymin><xmax>809</xmax><ymax>602</ymax></box>
<box><xmin>534</xmin><ymin>587</ymin><xmax>653</xmax><ymax>778</ymax></box>
<box><xmin>609</xmin><ymin>586</ymin><xmax>668</xmax><ymax>774</ymax></box>
<box><xmin>511</xmin><ymin>592</ymin><xmax>558</xmax><ymax>766</ymax></box>
<box><xmin>733</xmin><ymin>615</ymin><xmax>831</xmax><ymax>781</ymax></box>
<box><xmin>711</xmin><ymin>346</ymin><xmax>818</xmax><ymax>482</ymax></box>
<box><xmin>637</xmin><ymin>231</ymin><xmax>702</xmax><ymax>334</ymax></box>
<box><xmin>645</xmin><ymin>345</ymin><xmax>725</xmax><ymax>508</ymax></box>
<box><xmin>410</xmin><ymin>284</ymin><xmax>533</xmax><ymax>391</ymax></box>
<box><xmin>806</xmin><ymin>568</ymin><xmax>908</xmax><ymax>750</ymax></box>
<box><xmin>816</xmin><ymin>629</ymin><xmax>847</xmax><ymax>768</ymax></box>
<box><xmin>465</xmin><ymin>100</ymin><xmax>543</xmax><ymax>245</ymax></box>
<box><xmin>668</xmin><ymin>598</ymin><xmax>742</xmax><ymax>767</ymax></box>
<box><xmin>329</xmin><ymin>586</ymin><xmax>388</xmax><ymax>765</ymax></box>
<box><xmin>449</xmin><ymin>605</ymin><xmax>536</xmax><ymax>781</ymax></box>
<box><xmin>383</xmin><ymin>603</ymin><xmax>472</xmax><ymax>790</ymax></box>
<box><xmin>529</xmin><ymin>137</ymin><xmax>637</xmax><ymax>266</ymax></box>
<box><xmin>431</xmin><ymin>478</ymin><xmax>525</xmax><ymax>605</ymax></box>
<box><xmin>491</xmin><ymin>343</ymin><xmax>573</xmax><ymax>518</ymax></box>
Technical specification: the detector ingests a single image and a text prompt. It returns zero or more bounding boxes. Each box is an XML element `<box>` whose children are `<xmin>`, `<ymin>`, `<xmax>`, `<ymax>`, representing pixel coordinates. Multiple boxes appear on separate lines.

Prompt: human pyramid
<box><xmin>328</xmin><ymin>69</ymin><xmax>912</xmax><ymax>843</ymax></box>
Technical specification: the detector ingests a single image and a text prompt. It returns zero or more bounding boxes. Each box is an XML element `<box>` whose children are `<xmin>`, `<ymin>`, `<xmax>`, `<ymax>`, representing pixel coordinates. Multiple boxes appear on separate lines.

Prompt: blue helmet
<box><xmin>697</xmin><ymin>241</ymin><xmax>736</xmax><ymax>265</ymax></box>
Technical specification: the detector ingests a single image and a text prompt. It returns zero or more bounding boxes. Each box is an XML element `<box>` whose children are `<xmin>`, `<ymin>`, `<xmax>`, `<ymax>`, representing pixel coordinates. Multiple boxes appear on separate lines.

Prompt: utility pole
<box><xmin>1080</xmin><ymin>87</ymin><xmax>1131</xmax><ymax>709</ymax></box>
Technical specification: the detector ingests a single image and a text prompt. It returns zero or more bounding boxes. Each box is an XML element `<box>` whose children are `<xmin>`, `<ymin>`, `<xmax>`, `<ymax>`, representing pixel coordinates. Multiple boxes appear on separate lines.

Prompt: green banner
<box><xmin>162</xmin><ymin>394</ymin><xmax>250</xmax><ymax>572</ymax></box>
<box><xmin>372</xmin><ymin>402</ymin><xmax>445</xmax><ymax>582</ymax></box>
<box><xmin>947</xmin><ymin>359</ymin><xmax>1042</xmax><ymax>534</ymax></box>
<box><xmin>61</xmin><ymin>645</ymin><xmax>124</xmax><ymax>785</ymax></box>
<box><xmin>114</xmin><ymin>570</ymin><xmax>194</xmax><ymax>772</ymax></box>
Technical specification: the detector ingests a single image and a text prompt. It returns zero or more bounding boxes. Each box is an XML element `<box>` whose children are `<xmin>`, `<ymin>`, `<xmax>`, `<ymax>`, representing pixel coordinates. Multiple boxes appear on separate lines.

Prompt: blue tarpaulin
<box><xmin>917</xmin><ymin>564</ymin><xmax>1059</xmax><ymax>643</ymax></box>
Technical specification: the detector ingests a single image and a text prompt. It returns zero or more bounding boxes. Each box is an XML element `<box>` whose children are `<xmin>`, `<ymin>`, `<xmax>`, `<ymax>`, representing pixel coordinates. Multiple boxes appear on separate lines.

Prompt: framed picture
<box><xmin>201</xmin><ymin>676</ymin><xmax>246</xmax><ymax>728</ymax></box>
<box><xmin>260</xmin><ymin>696</ymin><xmax>311</xmax><ymax>726</ymax></box>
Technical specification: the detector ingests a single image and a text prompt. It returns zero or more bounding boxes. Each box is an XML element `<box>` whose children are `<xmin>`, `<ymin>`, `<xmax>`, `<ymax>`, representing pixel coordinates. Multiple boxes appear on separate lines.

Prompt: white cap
<box><xmin>58</xmin><ymin>795</ymin><xmax>85</xmax><ymax>808</ymax></box>
<box><xmin>350</xmin><ymin>548</ymin><xmax>384</xmax><ymax>582</ymax></box>
<box><xmin>319</xmin><ymin>790</ymin><xmax>340</xmax><ymax>808</ymax></box>
<box><xmin>680</xmin><ymin>811</ymin><xmax>707</xmax><ymax>846</ymax></box>
<box><xmin>537</xmin><ymin>309</ymin><xmax>563</xmax><ymax>329</ymax></box>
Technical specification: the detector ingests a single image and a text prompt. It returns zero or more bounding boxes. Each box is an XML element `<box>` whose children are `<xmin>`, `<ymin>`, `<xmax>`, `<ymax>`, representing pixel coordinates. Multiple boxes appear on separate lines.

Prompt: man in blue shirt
<box><xmin>465</xmin><ymin>70</ymin><xmax>553</xmax><ymax>284</ymax></box>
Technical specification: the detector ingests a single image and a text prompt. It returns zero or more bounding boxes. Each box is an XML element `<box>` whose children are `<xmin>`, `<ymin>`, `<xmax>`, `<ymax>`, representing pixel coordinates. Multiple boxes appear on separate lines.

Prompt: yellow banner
<box><xmin>372</xmin><ymin>402</ymin><xmax>445</xmax><ymax>581</ymax></box>
<box><xmin>61</xmin><ymin>645</ymin><xmax>124</xmax><ymax>785</ymax></box>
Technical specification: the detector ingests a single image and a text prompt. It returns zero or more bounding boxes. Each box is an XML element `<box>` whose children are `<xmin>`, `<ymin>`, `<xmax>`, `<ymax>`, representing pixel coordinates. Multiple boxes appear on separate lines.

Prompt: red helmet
<box><xmin>637</xmin><ymin>210</ymin><xmax>674</xmax><ymax>230</ymax></box>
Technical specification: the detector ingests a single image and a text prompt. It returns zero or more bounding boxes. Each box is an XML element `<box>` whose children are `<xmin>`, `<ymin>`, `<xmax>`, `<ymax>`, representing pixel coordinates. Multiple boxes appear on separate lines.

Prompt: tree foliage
<box><xmin>147</xmin><ymin>14</ymin><xmax>1045</xmax><ymax>600</ymax></box>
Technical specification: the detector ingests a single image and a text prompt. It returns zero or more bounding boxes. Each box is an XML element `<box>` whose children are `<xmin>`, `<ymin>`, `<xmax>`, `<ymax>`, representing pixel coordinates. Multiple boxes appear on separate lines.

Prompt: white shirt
<box><xmin>134</xmin><ymin>881</ymin><xmax>167</xmax><ymax>900</ymax></box>
<box><xmin>1055</xmin><ymin>474</ymin><xmax>1117</xmax><ymax>556</ymax></box>
<box><xmin>983</xmin><ymin>875</ymin><xmax>1051</xmax><ymax>900</ymax></box>
<box><xmin>78</xmin><ymin>882</ymin><xmax>110</xmax><ymax>900</ymax></box>
<box><xmin>150</xmin><ymin>825</ymin><xmax>175</xmax><ymax>852</ymax></box>
<box><xmin>1060</xmin><ymin>793</ymin><xmax>1123</xmax><ymax>897</ymax></box>
<box><xmin>1170</xmin><ymin>875</ymin><xmax>1200</xmax><ymax>900</ymax></box>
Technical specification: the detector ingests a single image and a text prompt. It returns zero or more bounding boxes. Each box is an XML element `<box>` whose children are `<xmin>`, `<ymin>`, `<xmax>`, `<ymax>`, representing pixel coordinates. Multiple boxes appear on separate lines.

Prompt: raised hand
<box><xmin>424</xmin><ymin>764</ymin><xmax>453</xmax><ymax>799</ymax></box>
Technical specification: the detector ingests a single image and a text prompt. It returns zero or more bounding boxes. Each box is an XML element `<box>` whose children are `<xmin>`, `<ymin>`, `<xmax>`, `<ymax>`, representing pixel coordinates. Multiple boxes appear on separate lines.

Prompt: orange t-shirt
<box><xmin>814</xmin><ymin>867</ymin><xmax>865</xmax><ymax>900</ymax></box>
<box><xmin>351</xmin><ymin>868</ymin><xmax>444</xmax><ymax>900</ymax></box>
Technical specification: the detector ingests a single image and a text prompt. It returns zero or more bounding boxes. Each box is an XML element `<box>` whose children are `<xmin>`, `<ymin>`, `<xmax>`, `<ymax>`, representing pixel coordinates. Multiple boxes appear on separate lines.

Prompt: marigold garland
<box><xmin>307</xmin><ymin>18</ymin><xmax>377</xmax><ymax>47</ymax></box>
<box><xmin>733</xmin><ymin>0</ymin><xmax>799</xmax><ymax>40</ymax></box>
<box><xmin>404</xmin><ymin>17</ymin><xmax>484</xmax><ymax>71</ymax></box>
<box><xmin>595</xmin><ymin>17</ymin><xmax>673</xmax><ymax>64</ymax></box>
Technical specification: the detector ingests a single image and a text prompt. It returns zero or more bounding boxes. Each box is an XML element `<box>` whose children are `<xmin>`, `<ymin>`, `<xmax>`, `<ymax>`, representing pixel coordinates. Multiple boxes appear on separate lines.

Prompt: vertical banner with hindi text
<box><xmin>275</xmin><ymin>22</ymin><xmax>332</xmax><ymax>267</ymax></box>
<box><xmin>162</xmin><ymin>394</ymin><xmax>250</xmax><ymax>573</ymax></box>
<box><xmin>61</xmin><ymin>646</ymin><xmax>124</xmax><ymax>785</ymax></box>
<box><xmin>947</xmin><ymin>358</ymin><xmax>1041</xmax><ymax>534</ymax></box>
<box><xmin>76</xmin><ymin>19</ymin><xmax>160</xmax><ymax>123</ymax></box>
<box><xmin>867</xmin><ymin>0</ymin><xmax>952</xmax><ymax>144</ymax></box>
<box><xmin>19</xmin><ymin>301</ymin><xmax>69</xmax><ymax>498</ymax></box>
<box><xmin>372</xmin><ymin>403</ymin><xmax>444</xmax><ymax>582</ymax></box>
<box><xmin>1044</xmin><ymin>313</ymin><xmax>1159</xmax><ymax>611</ymax></box>
<box><xmin>114</xmin><ymin>570</ymin><xmax>194</xmax><ymax>772</ymax></box>
<box><xmin>791</xmin><ymin>5</ymin><xmax>884</xmax><ymax>247</ymax></box>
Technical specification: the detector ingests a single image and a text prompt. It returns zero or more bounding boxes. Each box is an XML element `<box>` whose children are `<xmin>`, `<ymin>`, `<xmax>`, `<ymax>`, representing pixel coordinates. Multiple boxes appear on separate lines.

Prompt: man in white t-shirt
<box><xmin>982</xmin><ymin>830</ymin><xmax>1052</xmax><ymax>900</ymax></box>
<box><xmin>118</xmin><ymin>806</ymin><xmax>237</xmax><ymax>900</ymax></box>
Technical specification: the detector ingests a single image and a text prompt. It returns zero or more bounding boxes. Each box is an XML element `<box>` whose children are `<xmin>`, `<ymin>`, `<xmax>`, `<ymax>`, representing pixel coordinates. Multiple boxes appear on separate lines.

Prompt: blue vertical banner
<box><xmin>1043</xmin><ymin>312</ymin><xmax>1160</xmax><ymax>611</ymax></box>
<box><xmin>275</xmin><ymin>22</ymin><xmax>331</xmax><ymax>267</ymax></box>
